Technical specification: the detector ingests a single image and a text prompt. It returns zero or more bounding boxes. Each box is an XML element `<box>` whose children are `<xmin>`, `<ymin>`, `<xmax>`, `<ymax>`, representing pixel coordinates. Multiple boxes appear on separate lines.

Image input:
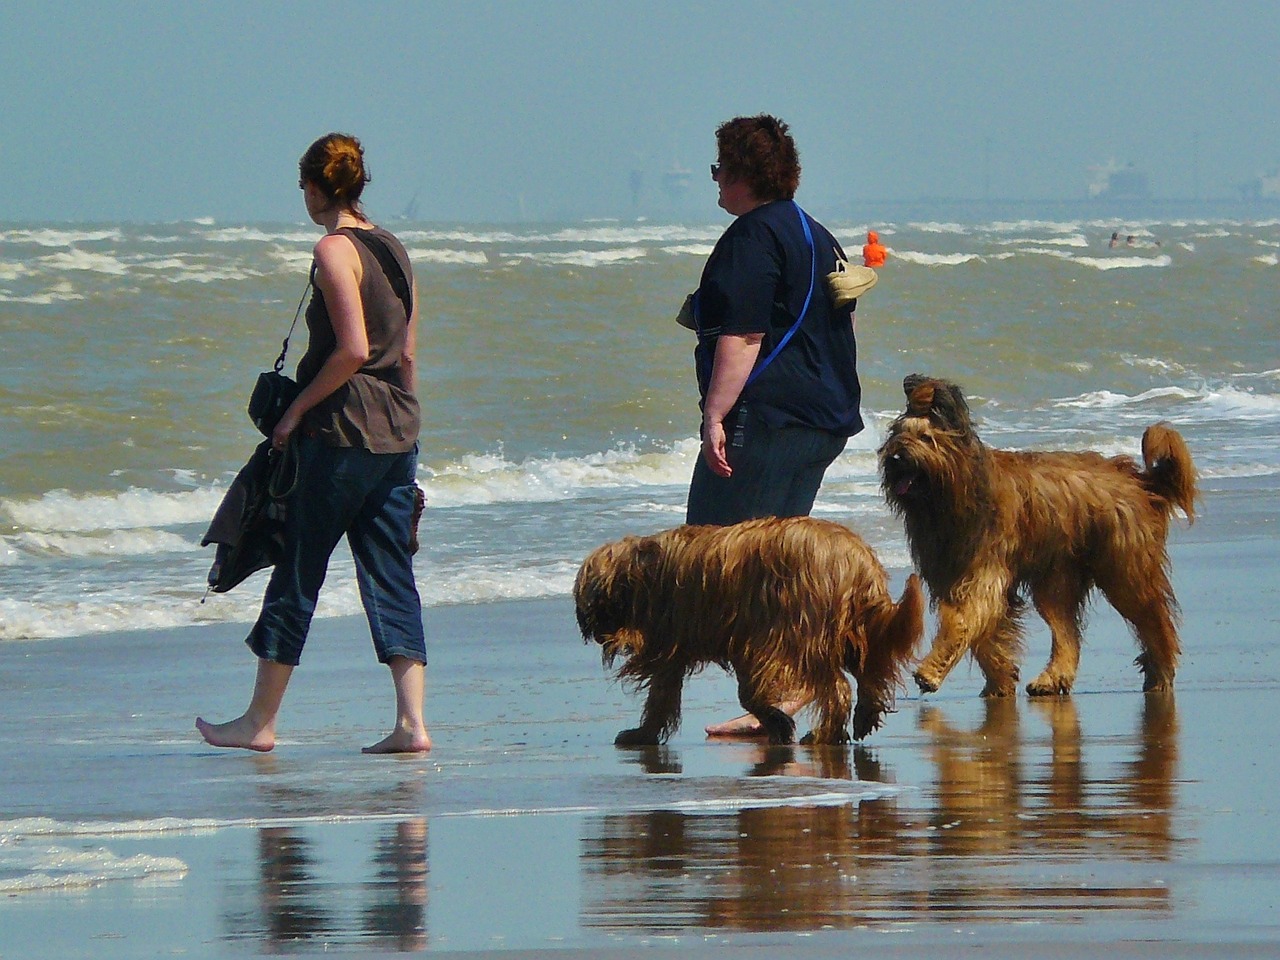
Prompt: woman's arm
<box><xmin>700</xmin><ymin>331</ymin><xmax>763</xmax><ymax>477</ymax></box>
<box><xmin>399</xmin><ymin>278</ymin><xmax>418</xmax><ymax>394</ymax></box>
<box><xmin>271</xmin><ymin>233</ymin><xmax>368</xmax><ymax>449</ymax></box>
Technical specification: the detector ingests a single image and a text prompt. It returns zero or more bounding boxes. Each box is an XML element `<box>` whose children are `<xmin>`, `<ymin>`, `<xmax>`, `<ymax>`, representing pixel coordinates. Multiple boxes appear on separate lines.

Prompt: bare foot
<box><xmin>705</xmin><ymin>699</ymin><xmax>808</xmax><ymax>739</ymax></box>
<box><xmin>362</xmin><ymin>726</ymin><xmax>432</xmax><ymax>754</ymax></box>
<box><xmin>705</xmin><ymin>712</ymin><xmax>765</xmax><ymax>738</ymax></box>
<box><xmin>196</xmin><ymin>715</ymin><xmax>275</xmax><ymax>752</ymax></box>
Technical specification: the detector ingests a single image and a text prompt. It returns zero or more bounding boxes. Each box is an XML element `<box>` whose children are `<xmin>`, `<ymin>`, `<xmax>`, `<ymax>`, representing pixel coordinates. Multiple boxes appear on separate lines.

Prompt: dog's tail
<box><xmin>851</xmin><ymin>574</ymin><xmax>925</xmax><ymax>740</ymax></box>
<box><xmin>855</xmin><ymin>575</ymin><xmax>925</xmax><ymax>691</ymax></box>
<box><xmin>1141</xmin><ymin>423</ymin><xmax>1198</xmax><ymax>523</ymax></box>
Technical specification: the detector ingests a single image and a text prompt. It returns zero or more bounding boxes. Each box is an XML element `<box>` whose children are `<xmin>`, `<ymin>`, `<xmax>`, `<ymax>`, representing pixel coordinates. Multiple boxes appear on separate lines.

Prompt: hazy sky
<box><xmin>3</xmin><ymin>1</ymin><xmax>1277</xmax><ymax>223</ymax></box>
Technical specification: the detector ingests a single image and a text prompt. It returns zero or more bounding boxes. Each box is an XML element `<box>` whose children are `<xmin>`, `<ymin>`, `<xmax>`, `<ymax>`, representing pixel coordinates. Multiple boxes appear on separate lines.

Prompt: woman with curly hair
<box><xmin>688</xmin><ymin>116</ymin><xmax>866</xmax><ymax>737</ymax></box>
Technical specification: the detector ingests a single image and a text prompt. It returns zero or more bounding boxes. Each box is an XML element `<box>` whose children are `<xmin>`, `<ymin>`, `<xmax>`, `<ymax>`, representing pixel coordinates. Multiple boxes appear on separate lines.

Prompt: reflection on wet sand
<box><xmin>222</xmin><ymin>819</ymin><xmax>428</xmax><ymax>950</ymax></box>
<box><xmin>220</xmin><ymin>762</ymin><xmax>429</xmax><ymax>950</ymax></box>
<box><xmin>581</xmin><ymin>695</ymin><xmax>1181</xmax><ymax>932</ymax></box>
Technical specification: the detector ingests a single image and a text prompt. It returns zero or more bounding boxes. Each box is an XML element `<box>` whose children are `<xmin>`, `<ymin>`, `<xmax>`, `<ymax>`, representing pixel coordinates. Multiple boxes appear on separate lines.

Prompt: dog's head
<box><xmin>878</xmin><ymin>375</ymin><xmax>982</xmax><ymax>513</ymax></box>
<box><xmin>573</xmin><ymin>535</ymin><xmax>665</xmax><ymax>665</ymax></box>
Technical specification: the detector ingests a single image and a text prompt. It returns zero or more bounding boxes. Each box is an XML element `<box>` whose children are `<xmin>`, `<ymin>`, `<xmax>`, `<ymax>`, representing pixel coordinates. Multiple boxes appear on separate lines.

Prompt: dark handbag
<box><xmin>248</xmin><ymin>369</ymin><xmax>300</xmax><ymax>437</ymax></box>
<box><xmin>247</xmin><ymin>273</ymin><xmax>312</xmax><ymax>436</ymax></box>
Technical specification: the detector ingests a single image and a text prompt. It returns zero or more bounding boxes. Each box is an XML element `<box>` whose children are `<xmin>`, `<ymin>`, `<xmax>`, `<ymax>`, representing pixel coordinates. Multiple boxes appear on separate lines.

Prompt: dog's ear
<box><xmin>902</xmin><ymin>373</ymin><xmax>930</xmax><ymax>397</ymax></box>
<box><xmin>905</xmin><ymin>376</ymin><xmax>972</xmax><ymax>434</ymax></box>
<box><xmin>905</xmin><ymin>377</ymin><xmax>937</xmax><ymax>415</ymax></box>
<box><xmin>933</xmin><ymin>381</ymin><xmax>972</xmax><ymax>433</ymax></box>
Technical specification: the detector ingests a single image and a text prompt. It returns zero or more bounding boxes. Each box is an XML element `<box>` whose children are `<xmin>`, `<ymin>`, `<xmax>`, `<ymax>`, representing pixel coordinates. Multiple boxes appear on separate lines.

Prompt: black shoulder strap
<box><xmin>345</xmin><ymin>228</ymin><xmax>414</xmax><ymax>322</ymax></box>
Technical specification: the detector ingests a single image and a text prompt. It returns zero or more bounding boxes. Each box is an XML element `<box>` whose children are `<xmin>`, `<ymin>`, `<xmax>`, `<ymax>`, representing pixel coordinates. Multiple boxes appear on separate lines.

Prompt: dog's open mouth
<box><xmin>884</xmin><ymin>452</ymin><xmax>921</xmax><ymax>498</ymax></box>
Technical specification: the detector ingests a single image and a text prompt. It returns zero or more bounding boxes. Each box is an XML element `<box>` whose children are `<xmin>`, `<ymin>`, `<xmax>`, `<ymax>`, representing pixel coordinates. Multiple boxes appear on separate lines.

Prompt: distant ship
<box><xmin>1240</xmin><ymin>168</ymin><xmax>1280</xmax><ymax>201</ymax></box>
<box><xmin>662</xmin><ymin>164</ymin><xmax>692</xmax><ymax>203</ymax></box>
<box><xmin>395</xmin><ymin>191</ymin><xmax>421</xmax><ymax>221</ymax></box>
<box><xmin>1087</xmin><ymin>160</ymin><xmax>1151</xmax><ymax>200</ymax></box>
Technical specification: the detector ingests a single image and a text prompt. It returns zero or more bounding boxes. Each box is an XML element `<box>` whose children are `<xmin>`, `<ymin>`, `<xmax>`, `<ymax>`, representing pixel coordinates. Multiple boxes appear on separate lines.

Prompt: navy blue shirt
<box><xmin>693</xmin><ymin>200</ymin><xmax>863</xmax><ymax>437</ymax></box>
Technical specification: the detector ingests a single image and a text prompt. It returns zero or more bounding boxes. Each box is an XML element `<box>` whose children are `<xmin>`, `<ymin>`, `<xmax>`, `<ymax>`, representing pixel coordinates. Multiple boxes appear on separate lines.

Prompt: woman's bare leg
<box><xmin>363</xmin><ymin>656</ymin><xmax>431</xmax><ymax>754</ymax></box>
<box><xmin>196</xmin><ymin>658</ymin><xmax>293</xmax><ymax>752</ymax></box>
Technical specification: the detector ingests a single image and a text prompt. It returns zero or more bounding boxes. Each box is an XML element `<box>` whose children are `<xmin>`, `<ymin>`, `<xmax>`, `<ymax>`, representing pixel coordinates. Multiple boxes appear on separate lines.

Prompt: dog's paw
<box><xmin>851</xmin><ymin>705</ymin><xmax>885</xmax><ymax>741</ymax></box>
<box><xmin>981</xmin><ymin>680</ymin><xmax>1020</xmax><ymax>698</ymax></box>
<box><xmin>614</xmin><ymin>727</ymin><xmax>661</xmax><ymax>747</ymax></box>
<box><xmin>1026</xmin><ymin>673</ymin><xmax>1073</xmax><ymax>696</ymax></box>
<box><xmin>913</xmin><ymin>670</ymin><xmax>939</xmax><ymax>694</ymax></box>
<box><xmin>801</xmin><ymin>729</ymin><xmax>852</xmax><ymax>746</ymax></box>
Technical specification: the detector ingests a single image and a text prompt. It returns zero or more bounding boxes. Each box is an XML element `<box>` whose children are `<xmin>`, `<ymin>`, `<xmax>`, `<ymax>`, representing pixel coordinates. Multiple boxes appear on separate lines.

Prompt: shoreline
<box><xmin>1</xmin><ymin>526</ymin><xmax>1277</xmax><ymax>956</ymax></box>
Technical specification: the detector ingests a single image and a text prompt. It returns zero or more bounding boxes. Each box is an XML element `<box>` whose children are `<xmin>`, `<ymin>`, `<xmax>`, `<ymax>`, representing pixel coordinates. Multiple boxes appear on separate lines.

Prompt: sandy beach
<box><xmin>1</xmin><ymin>486</ymin><xmax>1277</xmax><ymax>958</ymax></box>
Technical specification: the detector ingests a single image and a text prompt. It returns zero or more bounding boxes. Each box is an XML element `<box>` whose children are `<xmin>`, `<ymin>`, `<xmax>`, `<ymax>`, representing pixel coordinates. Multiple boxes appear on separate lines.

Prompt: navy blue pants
<box><xmin>246</xmin><ymin>437</ymin><xmax>426</xmax><ymax>667</ymax></box>
<box><xmin>685</xmin><ymin>407</ymin><xmax>847</xmax><ymax>526</ymax></box>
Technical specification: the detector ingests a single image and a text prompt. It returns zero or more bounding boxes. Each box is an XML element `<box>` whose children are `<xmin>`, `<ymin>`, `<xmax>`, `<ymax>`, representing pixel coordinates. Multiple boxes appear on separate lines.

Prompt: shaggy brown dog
<box><xmin>574</xmin><ymin>516</ymin><xmax>924</xmax><ymax>745</ymax></box>
<box><xmin>879</xmin><ymin>374</ymin><xmax>1198</xmax><ymax>697</ymax></box>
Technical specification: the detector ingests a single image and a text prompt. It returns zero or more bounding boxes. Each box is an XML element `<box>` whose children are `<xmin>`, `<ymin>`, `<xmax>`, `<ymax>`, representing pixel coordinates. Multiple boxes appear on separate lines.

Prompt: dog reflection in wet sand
<box><xmin>575</xmin><ymin>517</ymin><xmax>923</xmax><ymax>745</ymax></box>
<box><xmin>879</xmin><ymin>374</ymin><xmax>1198</xmax><ymax>697</ymax></box>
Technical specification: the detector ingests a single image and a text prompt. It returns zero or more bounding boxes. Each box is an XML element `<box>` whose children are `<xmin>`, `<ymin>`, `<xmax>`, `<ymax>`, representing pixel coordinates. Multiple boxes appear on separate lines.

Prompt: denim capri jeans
<box><xmin>246</xmin><ymin>436</ymin><xmax>426</xmax><ymax>667</ymax></box>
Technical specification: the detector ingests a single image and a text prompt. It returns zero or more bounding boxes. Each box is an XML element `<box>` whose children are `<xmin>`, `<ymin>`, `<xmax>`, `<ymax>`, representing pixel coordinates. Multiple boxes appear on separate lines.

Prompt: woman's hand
<box><xmin>701</xmin><ymin>418</ymin><xmax>732</xmax><ymax>477</ymax></box>
<box><xmin>700</xmin><ymin>332</ymin><xmax>762</xmax><ymax>478</ymax></box>
<box><xmin>272</xmin><ymin>405</ymin><xmax>301</xmax><ymax>452</ymax></box>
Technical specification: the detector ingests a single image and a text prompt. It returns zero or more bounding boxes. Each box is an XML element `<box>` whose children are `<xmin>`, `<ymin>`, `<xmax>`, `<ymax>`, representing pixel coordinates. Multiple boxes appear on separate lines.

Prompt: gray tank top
<box><xmin>297</xmin><ymin>226</ymin><xmax>421</xmax><ymax>453</ymax></box>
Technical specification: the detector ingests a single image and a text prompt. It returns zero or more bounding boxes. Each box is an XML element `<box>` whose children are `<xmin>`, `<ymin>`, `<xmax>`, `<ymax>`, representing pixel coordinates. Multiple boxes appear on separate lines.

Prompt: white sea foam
<box><xmin>37</xmin><ymin>249</ymin><xmax>131</xmax><ymax>275</ymax></box>
<box><xmin>0</xmin><ymin>486</ymin><xmax>226</xmax><ymax>533</ymax></box>
<box><xmin>421</xmin><ymin>441</ymin><xmax>699</xmax><ymax>507</ymax></box>
<box><xmin>1202</xmin><ymin>462</ymin><xmax>1280</xmax><ymax>479</ymax></box>
<box><xmin>892</xmin><ymin>251</ymin><xmax>982</xmax><ymax>266</ymax></box>
<box><xmin>1053</xmin><ymin>386</ymin><xmax>1202</xmax><ymax>409</ymax></box>
<box><xmin>506</xmin><ymin>247</ymin><xmax>649</xmax><ymax>267</ymax></box>
<box><xmin>1073</xmin><ymin>254</ymin><xmax>1172</xmax><ymax>270</ymax></box>
<box><xmin>1252</xmin><ymin>253</ymin><xmax>1278</xmax><ymax>266</ymax></box>
<box><xmin>1016</xmin><ymin>247</ymin><xmax>1074</xmax><ymax>260</ymax></box>
<box><xmin>1196</xmin><ymin>384</ymin><xmax>1280</xmax><ymax>419</ymax></box>
<box><xmin>997</xmin><ymin>234</ymin><xmax>1090</xmax><ymax>248</ymax></box>
<box><xmin>406</xmin><ymin>247</ymin><xmax>489</xmax><ymax>265</ymax></box>
<box><xmin>538</xmin><ymin>224</ymin><xmax>722</xmax><ymax>244</ymax></box>
<box><xmin>986</xmin><ymin>219</ymin><xmax>1084</xmax><ymax>234</ymax></box>
<box><xmin>0</xmin><ymin>844</ymin><xmax>187</xmax><ymax>894</ymax></box>
<box><xmin>906</xmin><ymin>222</ymin><xmax>970</xmax><ymax>234</ymax></box>
<box><xmin>9</xmin><ymin>529</ymin><xmax>193</xmax><ymax>559</ymax></box>
<box><xmin>0</xmin><ymin>281</ymin><xmax>85</xmax><ymax>304</ymax></box>
<box><xmin>0</xmin><ymin>227</ymin><xmax>124</xmax><ymax>246</ymax></box>
<box><xmin>398</xmin><ymin>225</ymin><xmax>721</xmax><ymax>245</ymax></box>
<box><xmin>1124</xmin><ymin>356</ymin><xmax>1191</xmax><ymax>375</ymax></box>
<box><xmin>201</xmin><ymin>226</ymin><xmax>317</xmax><ymax>244</ymax></box>
<box><xmin>660</xmin><ymin>243</ymin><xmax>716</xmax><ymax>257</ymax></box>
<box><xmin>1052</xmin><ymin>383</ymin><xmax>1280</xmax><ymax>422</ymax></box>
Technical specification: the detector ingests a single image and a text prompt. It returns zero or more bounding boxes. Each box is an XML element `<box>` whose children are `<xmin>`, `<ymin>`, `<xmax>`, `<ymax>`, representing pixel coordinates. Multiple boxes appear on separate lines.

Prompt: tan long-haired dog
<box><xmin>574</xmin><ymin>517</ymin><xmax>924</xmax><ymax>745</ymax></box>
<box><xmin>879</xmin><ymin>375</ymin><xmax>1198</xmax><ymax>697</ymax></box>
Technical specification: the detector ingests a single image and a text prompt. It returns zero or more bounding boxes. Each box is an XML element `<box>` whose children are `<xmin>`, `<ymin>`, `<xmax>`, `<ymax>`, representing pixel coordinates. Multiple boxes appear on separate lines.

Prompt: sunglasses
<box><xmin>710</xmin><ymin>163</ymin><xmax>721</xmax><ymax>180</ymax></box>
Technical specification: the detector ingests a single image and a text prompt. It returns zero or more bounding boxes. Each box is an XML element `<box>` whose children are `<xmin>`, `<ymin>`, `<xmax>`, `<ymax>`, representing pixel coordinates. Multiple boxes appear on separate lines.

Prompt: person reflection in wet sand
<box><xmin>362</xmin><ymin>818</ymin><xmax>428</xmax><ymax>950</ymax></box>
<box><xmin>255</xmin><ymin>827</ymin><xmax>333</xmax><ymax>945</ymax></box>
<box><xmin>580</xmin><ymin>697</ymin><xmax>1180</xmax><ymax>931</ymax></box>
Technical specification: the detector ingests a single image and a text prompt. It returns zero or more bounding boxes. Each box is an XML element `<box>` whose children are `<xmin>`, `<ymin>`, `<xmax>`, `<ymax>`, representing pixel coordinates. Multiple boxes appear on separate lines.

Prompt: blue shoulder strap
<box><xmin>745</xmin><ymin>200</ymin><xmax>815</xmax><ymax>387</ymax></box>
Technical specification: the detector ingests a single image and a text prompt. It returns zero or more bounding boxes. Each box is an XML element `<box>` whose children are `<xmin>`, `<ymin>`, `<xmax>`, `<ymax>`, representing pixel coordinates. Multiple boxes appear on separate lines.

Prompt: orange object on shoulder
<box><xmin>862</xmin><ymin>230</ymin><xmax>887</xmax><ymax>267</ymax></box>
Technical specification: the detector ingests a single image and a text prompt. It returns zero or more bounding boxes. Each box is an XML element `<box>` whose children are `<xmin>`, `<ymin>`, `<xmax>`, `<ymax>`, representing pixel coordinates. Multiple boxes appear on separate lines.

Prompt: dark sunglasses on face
<box><xmin>710</xmin><ymin>163</ymin><xmax>721</xmax><ymax>180</ymax></box>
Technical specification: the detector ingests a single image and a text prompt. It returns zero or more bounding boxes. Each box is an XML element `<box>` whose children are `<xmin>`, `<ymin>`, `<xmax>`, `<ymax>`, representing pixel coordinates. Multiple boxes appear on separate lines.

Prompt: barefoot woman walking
<box><xmin>197</xmin><ymin>133</ymin><xmax>429</xmax><ymax>754</ymax></box>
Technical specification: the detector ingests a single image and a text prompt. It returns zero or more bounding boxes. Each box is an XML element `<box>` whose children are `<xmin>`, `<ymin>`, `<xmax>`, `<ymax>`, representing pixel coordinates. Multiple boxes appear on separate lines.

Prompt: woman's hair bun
<box><xmin>300</xmin><ymin>133</ymin><xmax>371</xmax><ymax>209</ymax></box>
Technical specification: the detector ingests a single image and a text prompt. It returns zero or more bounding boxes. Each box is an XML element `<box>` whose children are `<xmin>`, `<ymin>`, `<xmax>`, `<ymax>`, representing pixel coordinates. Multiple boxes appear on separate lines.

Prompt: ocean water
<box><xmin>1</xmin><ymin>214</ymin><xmax>1278</xmax><ymax>641</ymax></box>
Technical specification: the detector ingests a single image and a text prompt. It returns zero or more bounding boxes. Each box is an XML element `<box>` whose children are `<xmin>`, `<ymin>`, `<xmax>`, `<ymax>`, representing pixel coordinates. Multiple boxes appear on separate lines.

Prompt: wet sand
<box><xmin>1</xmin><ymin>498</ymin><xmax>1278</xmax><ymax>957</ymax></box>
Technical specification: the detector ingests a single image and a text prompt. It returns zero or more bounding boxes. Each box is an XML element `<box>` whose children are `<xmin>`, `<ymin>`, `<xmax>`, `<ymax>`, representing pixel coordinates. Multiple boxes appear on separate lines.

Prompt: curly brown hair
<box><xmin>715</xmin><ymin>115</ymin><xmax>801</xmax><ymax>202</ymax></box>
<box><xmin>299</xmin><ymin>133</ymin><xmax>371</xmax><ymax>212</ymax></box>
